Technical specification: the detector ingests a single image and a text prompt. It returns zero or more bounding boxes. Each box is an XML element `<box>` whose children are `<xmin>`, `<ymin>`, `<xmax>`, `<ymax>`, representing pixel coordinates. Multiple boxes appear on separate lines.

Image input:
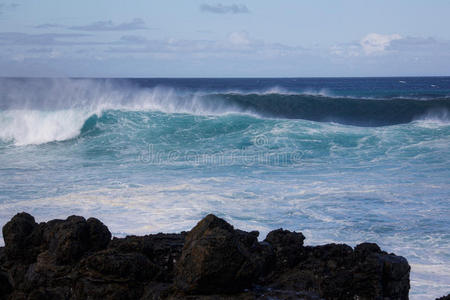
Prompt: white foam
<box><xmin>300</xmin><ymin>88</ymin><xmax>335</xmax><ymax>97</ymax></box>
<box><xmin>217</xmin><ymin>87</ymin><xmax>335</xmax><ymax>97</ymax></box>
<box><xmin>0</xmin><ymin>109</ymin><xmax>94</xmax><ymax>146</ymax></box>
<box><xmin>414</xmin><ymin>108</ymin><xmax>450</xmax><ymax>126</ymax></box>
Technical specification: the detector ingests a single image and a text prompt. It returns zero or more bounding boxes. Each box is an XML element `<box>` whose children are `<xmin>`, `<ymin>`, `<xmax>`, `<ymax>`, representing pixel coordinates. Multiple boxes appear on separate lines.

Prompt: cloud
<box><xmin>200</xmin><ymin>3</ymin><xmax>250</xmax><ymax>14</ymax></box>
<box><xmin>330</xmin><ymin>44</ymin><xmax>361</xmax><ymax>57</ymax></box>
<box><xmin>0</xmin><ymin>3</ymin><xmax>19</xmax><ymax>15</ymax></box>
<box><xmin>70</xmin><ymin>18</ymin><xmax>147</xmax><ymax>31</ymax></box>
<box><xmin>388</xmin><ymin>36</ymin><xmax>449</xmax><ymax>51</ymax></box>
<box><xmin>228</xmin><ymin>31</ymin><xmax>251</xmax><ymax>46</ymax></box>
<box><xmin>107</xmin><ymin>31</ymin><xmax>304</xmax><ymax>60</ymax></box>
<box><xmin>360</xmin><ymin>33</ymin><xmax>402</xmax><ymax>55</ymax></box>
<box><xmin>2</xmin><ymin>30</ymin><xmax>449</xmax><ymax>77</ymax></box>
<box><xmin>119</xmin><ymin>35</ymin><xmax>148</xmax><ymax>44</ymax></box>
<box><xmin>332</xmin><ymin>33</ymin><xmax>450</xmax><ymax>58</ymax></box>
<box><xmin>34</xmin><ymin>23</ymin><xmax>64</xmax><ymax>29</ymax></box>
<box><xmin>0</xmin><ymin>30</ymin><xmax>299</xmax><ymax>59</ymax></box>
<box><xmin>0</xmin><ymin>32</ymin><xmax>90</xmax><ymax>46</ymax></box>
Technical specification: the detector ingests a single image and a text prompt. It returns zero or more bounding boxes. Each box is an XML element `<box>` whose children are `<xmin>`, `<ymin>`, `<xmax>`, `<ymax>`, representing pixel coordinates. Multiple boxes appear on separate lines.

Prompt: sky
<box><xmin>0</xmin><ymin>0</ymin><xmax>449</xmax><ymax>77</ymax></box>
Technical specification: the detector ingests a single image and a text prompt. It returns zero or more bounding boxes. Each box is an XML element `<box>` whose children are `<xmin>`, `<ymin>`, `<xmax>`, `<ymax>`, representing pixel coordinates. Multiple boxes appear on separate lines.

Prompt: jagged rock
<box><xmin>23</xmin><ymin>286</ymin><xmax>71</xmax><ymax>300</ymax></box>
<box><xmin>2</xmin><ymin>213</ymin><xmax>111</xmax><ymax>267</ymax></box>
<box><xmin>72</xmin><ymin>249</ymin><xmax>157</xmax><ymax>299</ymax></box>
<box><xmin>108</xmin><ymin>232</ymin><xmax>185</xmax><ymax>281</ymax></box>
<box><xmin>351</xmin><ymin>242</ymin><xmax>410</xmax><ymax>299</ymax></box>
<box><xmin>86</xmin><ymin>217</ymin><xmax>112</xmax><ymax>252</ymax></box>
<box><xmin>381</xmin><ymin>254</ymin><xmax>410</xmax><ymax>299</ymax></box>
<box><xmin>79</xmin><ymin>249</ymin><xmax>157</xmax><ymax>281</ymax></box>
<box><xmin>73</xmin><ymin>280</ymin><xmax>144</xmax><ymax>300</ymax></box>
<box><xmin>43</xmin><ymin>215</ymin><xmax>111</xmax><ymax>265</ymax></box>
<box><xmin>436</xmin><ymin>294</ymin><xmax>450</xmax><ymax>300</ymax></box>
<box><xmin>354</xmin><ymin>242</ymin><xmax>382</xmax><ymax>258</ymax></box>
<box><xmin>0</xmin><ymin>246</ymin><xmax>5</xmax><ymax>265</ymax></box>
<box><xmin>2</xmin><ymin>212</ymin><xmax>40</xmax><ymax>263</ymax></box>
<box><xmin>266</xmin><ymin>243</ymin><xmax>354</xmax><ymax>299</ymax></box>
<box><xmin>0</xmin><ymin>212</ymin><xmax>411</xmax><ymax>300</ymax></box>
<box><xmin>352</xmin><ymin>243</ymin><xmax>385</xmax><ymax>298</ymax></box>
<box><xmin>0</xmin><ymin>269</ymin><xmax>12</xmax><ymax>299</ymax></box>
<box><xmin>175</xmin><ymin>214</ymin><xmax>270</xmax><ymax>294</ymax></box>
<box><xmin>264</xmin><ymin>228</ymin><xmax>305</xmax><ymax>269</ymax></box>
<box><xmin>73</xmin><ymin>233</ymin><xmax>185</xmax><ymax>299</ymax></box>
<box><xmin>267</xmin><ymin>241</ymin><xmax>410</xmax><ymax>300</ymax></box>
<box><xmin>22</xmin><ymin>251</ymin><xmax>72</xmax><ymax>294</ymax></box>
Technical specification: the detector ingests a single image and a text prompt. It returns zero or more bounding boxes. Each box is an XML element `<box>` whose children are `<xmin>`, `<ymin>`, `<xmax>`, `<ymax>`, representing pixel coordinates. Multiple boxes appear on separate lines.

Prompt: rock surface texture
<box><xmin>0</xmin><ymin>212</ymin><xmax>411</xmax><ymax>299</ymax></box>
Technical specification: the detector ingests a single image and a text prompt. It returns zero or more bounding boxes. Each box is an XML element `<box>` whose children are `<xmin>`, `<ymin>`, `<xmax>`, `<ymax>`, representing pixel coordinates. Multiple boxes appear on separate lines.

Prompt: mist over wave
<box><xmin>0</xmin><ymin>78</ymin><xmax>241</xmax><ymax>145</ymax></box>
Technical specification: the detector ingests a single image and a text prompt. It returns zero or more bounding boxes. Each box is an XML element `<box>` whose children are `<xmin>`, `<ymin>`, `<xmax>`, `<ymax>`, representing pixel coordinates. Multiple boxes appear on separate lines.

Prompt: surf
<box><xmin>1</xmin><ymin>78</ymin><xmax>449</xmax><ymax>146</ymax></box>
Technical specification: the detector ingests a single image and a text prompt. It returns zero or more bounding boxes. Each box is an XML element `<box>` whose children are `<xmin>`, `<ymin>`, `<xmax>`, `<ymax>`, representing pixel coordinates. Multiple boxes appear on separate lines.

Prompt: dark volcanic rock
<box><xmin>264</xmin><ymin>228</ymin><xmax>305</xmax><ymax>269</ymax></box>
<box><xmin>0</xmin><ymin>246</ymin><xmax>5</xmax><ymax>265</ymax></box>
<box><xmin>108</xmin><ymin>232</ymin><xmax>185</xmax><ymax>281</ymax></box>
<box><xmin>175</xmin><ymin>214</ymin><xmax>270</xmax><ymax>294</ymax></box>
<box><xmin>43</xmin><ymin>215</ymin><xmax>111</xmax><ymax>265</ymax></box>
<box><xmin>436</xmin><ymin>294</ymin><xmax>450</xmax><ymax>300</ymax></box>
<box><xmin>86</xmin><ymin>217</ymin><xmax>112</xmax><ymax>252</ymax></box>
<box><xmin>79</xmin><ymin>249</ymin><xmax>157</xmax><ymax>281</ymax></box>
<box><xmin>74</xmin><ymin>250</ymin><xmax>158</xmax><ymax>299</ymax></box>
<box><xmin>0</xmin><ymin>268</ymin><xmax>12</xmax><ymax>299</ymax></box>
<box><xmin>2</xmin><ymin>213</ymin><xmax>111</xmax><ymax>266</ymax></box>
<box><xmin>267</xmin><ymin>241</ymin><xmax>411</xmax><ymax>300</ymax></box>
<box><xmin>352</xmin><ymin>242</ymin><xmax>410</xmax><ymax>299</ymax></box>
<box><xmin>0</xmin><ymin>212</ymin><xmax>411</xmax><ymax>300</ymax></box>
<box><xmin>265</xmin><ymin>243</ymin><xmax>354</xmax><ymax>298</ymax></box>
<box><xmin>381</xmin><ymin>254</ymin><xmax>411</xmax><ymax>299</ymax></box>
<box><xmin>2</xmin><ymin>212</ymin><xmax>40</xmax><ymax>263</ymax></box>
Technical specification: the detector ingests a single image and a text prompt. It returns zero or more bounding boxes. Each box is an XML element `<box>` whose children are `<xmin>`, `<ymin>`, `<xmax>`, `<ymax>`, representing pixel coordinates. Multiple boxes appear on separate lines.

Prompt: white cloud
<box><xmin>200</xmin><ymin>4</ymin><xmax>250</xmax><ymax>14</ymax></box>
<box><xmin>360</xmin><ymin>33</ymin><xmax>402</xmax><ymax>55</ymax></box>
<box><xmin>330</xmin><ymin>44</ymin><xmax>361</xmax><ymax>57</ymax></box>
<box><xmin>228</xmin><ymin>31</ymin><xmax>251</xmax><ymax>46</ymax></box>
<box><xmin>70</xmin><ymin>18</ymin><xmax>147</xmax><ymax>31</ymax></box>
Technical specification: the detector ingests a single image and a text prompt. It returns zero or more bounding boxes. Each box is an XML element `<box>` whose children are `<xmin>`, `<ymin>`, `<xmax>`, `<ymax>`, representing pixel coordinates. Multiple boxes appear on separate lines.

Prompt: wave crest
<box><xmin>0</xmin><ymin>109</ymin><xmax>93</xmax><ymax>146</ymax></box>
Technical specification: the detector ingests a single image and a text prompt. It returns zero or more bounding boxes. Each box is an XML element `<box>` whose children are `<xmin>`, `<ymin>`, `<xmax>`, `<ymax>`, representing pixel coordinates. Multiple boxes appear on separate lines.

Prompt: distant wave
<box><xmin>209</xmin><ymin>93</ymin><xmax>450</xmax><ymax>126</ymax></box>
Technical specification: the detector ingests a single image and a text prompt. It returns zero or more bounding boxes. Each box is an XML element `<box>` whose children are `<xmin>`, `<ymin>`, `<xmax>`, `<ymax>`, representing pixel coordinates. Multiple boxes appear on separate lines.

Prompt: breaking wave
<box><xmin>0</xmin><ymin>78</ymin><xmax>449</xmax><ymax>145</ymax></box>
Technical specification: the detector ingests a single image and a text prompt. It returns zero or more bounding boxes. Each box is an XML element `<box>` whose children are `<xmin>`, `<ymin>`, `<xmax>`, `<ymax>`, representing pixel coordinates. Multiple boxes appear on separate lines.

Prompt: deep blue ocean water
<box><xmin>0</xmin><ymin>77</ymin><xmax>449</xmax><ymax>298</ymax></box>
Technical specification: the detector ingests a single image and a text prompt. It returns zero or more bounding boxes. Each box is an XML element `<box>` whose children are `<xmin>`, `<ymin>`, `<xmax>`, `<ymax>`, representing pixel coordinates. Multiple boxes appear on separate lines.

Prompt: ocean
<box><xmin>0</xmin><ymin>77</ymin><xmax>449</xmax><ymax>299</ymax></box>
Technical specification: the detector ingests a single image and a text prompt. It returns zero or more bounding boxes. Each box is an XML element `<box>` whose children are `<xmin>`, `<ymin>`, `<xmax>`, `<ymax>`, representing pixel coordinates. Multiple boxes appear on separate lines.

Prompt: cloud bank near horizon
<box><xmin>1</xmin><ymin>24</ymin><xmax>449</xmax><ymax>77</ymax></box>
<box><xmin>1</xmin><ymin>0</ymin><xmax>449</xmax><ymax>77</ymax></box>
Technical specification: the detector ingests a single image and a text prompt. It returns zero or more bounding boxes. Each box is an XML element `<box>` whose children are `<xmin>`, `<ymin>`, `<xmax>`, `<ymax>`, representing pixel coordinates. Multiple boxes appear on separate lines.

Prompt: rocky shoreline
<box><xmin>0</xmin><ymin>212</ymin><xmax>414</xmax><ymax>299</ymax></box>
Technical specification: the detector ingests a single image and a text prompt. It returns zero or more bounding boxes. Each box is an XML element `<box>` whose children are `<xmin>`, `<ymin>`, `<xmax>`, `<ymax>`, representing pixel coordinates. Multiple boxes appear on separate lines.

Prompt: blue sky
<box><xmin>0</xmin><ymin>0</ymin><xmax>449</xmax><ymax>77</ymax></box>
